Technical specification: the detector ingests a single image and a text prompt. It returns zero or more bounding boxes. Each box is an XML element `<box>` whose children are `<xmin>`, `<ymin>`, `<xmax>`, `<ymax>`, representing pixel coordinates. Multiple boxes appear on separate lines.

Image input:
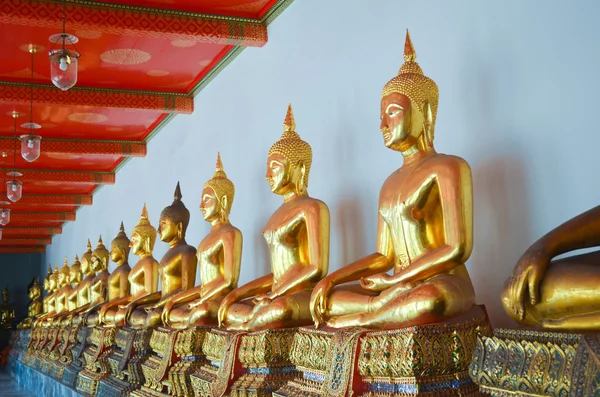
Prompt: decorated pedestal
<box><xmin>37</xmin><ymin>326</ymin><xmax>61</xmax><ymax>372</ymax></box>
<box><xmin>41</xmin><ymin>326</ymin><xmax>68</xmax><ymax>374</ymax></box>
<box><xmin>469</xmin><ymin>328</ymin><xmax>600</xmax><ymax>396</ymax></box>
<box><xmin>50</xmin><ymin>326</ymin><xmax>80</xmax><ymax>380</ymax></box>
<box><xmin>22</xmin><ymin>327</ymin><xmax>41</xmax><ymax>366</ymax></box>
<box><xmin>62</xmin><ymin>325</ymin><xmax>92</xmax><ymax>388</ymax></box>
<box><xmin>276</xmin><ymin>305</ymin><xmax>491</xmax><ymax>397</ymax></box>
<box><xmin>190</xmin><ymin>328</ymin><xmax>246</xmax><ymax>397</ymax></box>
<box><xmin>130</xmin><ymin>326</ymin><xmax>207</xmax><ymax>397</ymax></box>
<box><xmin>97</xmin><ymin>327</ymin><xmax>148</xmax><ymax>397</ymax></box>
<box><xmin>76</xmin><ymin>326</ymin><xmax>118</xmax><ymax>396</ymax></box>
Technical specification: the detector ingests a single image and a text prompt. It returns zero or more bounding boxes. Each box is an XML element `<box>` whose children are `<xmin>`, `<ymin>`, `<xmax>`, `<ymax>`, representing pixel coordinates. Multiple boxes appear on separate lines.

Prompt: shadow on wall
<box><xmin>471</xmin><ymin>154</ymin><xmax>531</xmax><ymax>328</ymax></box>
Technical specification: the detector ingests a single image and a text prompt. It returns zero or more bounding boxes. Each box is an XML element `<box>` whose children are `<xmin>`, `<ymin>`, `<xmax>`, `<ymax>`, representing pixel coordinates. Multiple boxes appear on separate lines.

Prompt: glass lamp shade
<box><xmin>20</xmin><ymin>134</ymin><xmax>42</xmax><ymax>162</ymax></box>
<box><xmin>0</xmin><ymin>207</ymin><xmax>10</xmax><ymax>226</ymax></box>
<box><xmin>6</xmin><ymin>180</ymin><xmax>23</xmax><ymax>203</ymax></box>
<box><xmin>0</xmin><ymin>228</ymin><xmax>3</xmax><ymax>241</ymax></box>
<box><xmin>49</xmin><ymin>48</ymin><xmax>79</xmax><ymax>91</ymax></box>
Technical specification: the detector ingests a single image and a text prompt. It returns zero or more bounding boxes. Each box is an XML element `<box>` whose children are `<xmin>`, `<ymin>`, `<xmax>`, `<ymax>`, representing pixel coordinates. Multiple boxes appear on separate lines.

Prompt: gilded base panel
<box><xmin>97</xmin><ymin>327</ymin><xmax>144</xmax><ymax>397</ymax></box>
<box><xmin>126</xmin><ymin>327</ymin><xmax>155</xmax><ymax>387</ymax></box>
<box><xmin>276</xmin><ymin>305</ymin><xmax>491</xmax><ymax>397</ymax></box>
<box><xmin>130</xmin><ymin>326</ymin><xmax>209</xmax><ymax>397</ymax></box>
<box><xmin>469</xmin><ymin>328</ymin><xmax>600</xmax><ymax>397</ymax></box>
<box><xmin>50</xmin><ymin>326</ymin><xmax>80</xmax><ymax>381</ymax></box>
<box><xmin>76</xmin><ymin>327</ymin><xmax>118</xmax><ymax>396</ymax></box>
<box><xmin>190</xmin><ymin>328</ymin><xmax>246</xmax><ymax>397</ymax></box>
<box><xmin>61</xmin><ymin>326</ymin><xmax>92</xmax><ymax>388</ymax></box>
<box><xmin>229</xmin><ymin>328</ymin><xmax>299</xmax><ymax>397</ymax></box>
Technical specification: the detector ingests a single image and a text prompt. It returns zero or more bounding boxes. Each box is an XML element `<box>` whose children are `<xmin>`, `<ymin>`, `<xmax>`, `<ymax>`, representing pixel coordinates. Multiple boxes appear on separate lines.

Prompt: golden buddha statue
<box><xmin>77</xmin><ymin>236</ymin><xmax>111</xmax><ymax>325</ymax></box>
<box><xmin>0</xmin><ymin>286</ymin><xmax>15</xmax><ymax>329</ymax></box>
<box><xmin>48</xmin><ymin>259</ymin><xmax>72</xmax><ymax>324</ymax></box>
<box><xmin>502</xmin><ymin>205</ymin><xmax>600</xmax><ymax>330</ymax></box>
<box><xmin>36</xmin><ymin>266</ymin><xmax>60</xmax><ymax>326</ymax></box>
<box><xmin>310</xmin><ymin>31</ymin><xmax>476</xmax><ymax>329</ymax></box>
<box><xmin>161</xmin><ymin>153</ymin><xmax>242</xmax><ymax>329</ymax></box>
<box><xmin>126</xmin><ymin>184</ymin><xmax>197</xmax><ymax>327</ymax></box>
<box><xmin>18</xmin><ymin>278</ymin><xmax>43</xmax><ymax>328</ymax></box>
<box><xmin>102</xmin><ymin>204</ymin><xmax>160</xmax><ymax>326</ymax></box>
<box><xmin>70</xmin><ymin>240</ymin><xmax>96</xmax><ymax>325</ymax></box>
<box><xmin>218</xmin><ymin>105</ymin><xmax>330</xmax><ymax>332</ymax></box>
<box><xmin>42</xmin><ymin>265</ymin><xmax>52</xmax><ymax>313</ymax></box>
<box><xmin>55</xmin><ymin>255</ymin><xmax>82</xmax><ymax>326</ymax></box>
<box><xmin>86</xmin><ymin>224</ymin><xmax>131</xmax><ymax>326</ymax></box>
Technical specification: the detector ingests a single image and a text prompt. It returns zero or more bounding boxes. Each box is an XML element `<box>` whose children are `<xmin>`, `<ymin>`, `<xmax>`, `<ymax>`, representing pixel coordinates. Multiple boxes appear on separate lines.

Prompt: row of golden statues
<box><xmin>9</xmin><ymin>31</ymin><xmax>600</xmax><ymax>397</ymax></box>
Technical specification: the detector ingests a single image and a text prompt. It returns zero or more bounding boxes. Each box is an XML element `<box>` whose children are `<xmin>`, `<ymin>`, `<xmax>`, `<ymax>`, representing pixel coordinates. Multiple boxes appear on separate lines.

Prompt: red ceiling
<box><xmin>0</xmin><ymin>0</ymin><xmax>293</xmax><ymax>252</ymax></box>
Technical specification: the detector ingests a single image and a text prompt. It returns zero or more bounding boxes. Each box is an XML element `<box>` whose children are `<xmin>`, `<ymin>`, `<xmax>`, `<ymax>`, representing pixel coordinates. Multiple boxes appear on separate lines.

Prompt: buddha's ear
<box><xmin>422</xmin><ymin>101</ymin><xmax>434</xmax><ymax>147</ymax></box>
<box><xmin>296</xmin><ymin>161</ymin><xmax>307</xmax><ymax>194</ymax></box>
<box><xmin>220</xmin><ymin>195</ymin><xmax>229</xmax><ymax>222</ymax></box>
<box><xmin>177</xmin><ymin>222</ymin><xmax>184</xmax><ymax>240</ymax></box>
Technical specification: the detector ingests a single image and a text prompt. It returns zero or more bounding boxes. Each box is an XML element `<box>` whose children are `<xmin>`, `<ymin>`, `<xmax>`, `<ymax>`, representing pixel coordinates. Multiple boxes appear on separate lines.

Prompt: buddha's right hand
<box><xmin>310</xmin><ymin>278</ymin><xmax>333</xmax><ymax>328</ymax></box>
<box><xmin>161</xmin><ymin>302</ymin><xmax>173</xmax><ymax>327</ymax></box>
<box><xmin>507</xmin><ymin>247</ymin><xmax>551</xmax><ymax>320</ymax></box>
<box><xmin>217</xmin><ymin>293</ymin><xmax>237</xmax><ymax>328</ymax></box>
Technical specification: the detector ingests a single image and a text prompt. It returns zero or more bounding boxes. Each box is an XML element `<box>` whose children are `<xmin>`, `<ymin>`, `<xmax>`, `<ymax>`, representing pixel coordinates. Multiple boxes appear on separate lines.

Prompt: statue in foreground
<box><xmin>471</xmin><ymin>205</ymin><xmax>600</xmax><ymax>396</ymax></box>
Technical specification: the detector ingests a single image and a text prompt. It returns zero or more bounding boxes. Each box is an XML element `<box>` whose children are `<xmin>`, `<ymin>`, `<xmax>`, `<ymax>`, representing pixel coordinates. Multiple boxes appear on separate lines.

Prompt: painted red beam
<box><xmin>0</xmin><ymin>137</ymin><xmax>146</xmax><ymax>158</ymax></box>
<box><xmin>0</xmin><ymin>238</ymin><xmax>51</xmax><ymax>246</ymax></box>
<box><xmin>0</xmin><ymin>169</ymin><xmax>115</xmax><ymax>185</ymax></box>
<box><xmin>0</xmin><ymin>247</ymin><xmax>46</xmax><ymax>253</ymax></box>
<box><xmin>0</xmin><ymin>0</ymin><xmax>267</xmax><ymax>47</ymax></box>
<box><xmin>2</xmin><ymin>227</ymin><xmax>62</xmax><ymax>236</ymax></box>
<box><xmin>11</xmin><ymin>213</ymin><xmax>76</xmax><ymax>222</ymax></box>
<box><xmin>0</xmin><ymin>82</ymin><xmax>193</xmax><ymax>114</ymax></box>
<box><xmin>16</xmin><ymin>195</ymin><xmax>92</xmax><ymax>206</ymax></box>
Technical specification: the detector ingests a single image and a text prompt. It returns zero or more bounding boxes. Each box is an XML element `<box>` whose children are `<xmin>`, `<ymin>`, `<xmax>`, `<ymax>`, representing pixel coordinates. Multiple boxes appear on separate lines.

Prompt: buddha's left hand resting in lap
<box><xmin>217</xmin><ymin>105</ymin><xmax>330</xmax><ymax>332</ymax></box>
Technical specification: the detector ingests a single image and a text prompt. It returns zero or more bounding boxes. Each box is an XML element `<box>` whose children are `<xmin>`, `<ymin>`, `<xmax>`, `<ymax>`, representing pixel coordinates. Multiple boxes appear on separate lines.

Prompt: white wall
<box><xmin>45</xmin><ymin>0</ymin><xmax>600</xmax><ymax>327</ymax></box>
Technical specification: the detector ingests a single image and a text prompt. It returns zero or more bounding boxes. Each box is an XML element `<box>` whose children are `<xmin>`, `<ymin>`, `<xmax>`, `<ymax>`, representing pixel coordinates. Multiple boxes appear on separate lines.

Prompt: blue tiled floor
<box><xmin>0</xmin><ymin>370</ymin><xmax>34</xmax><ymax>397</ymax></box>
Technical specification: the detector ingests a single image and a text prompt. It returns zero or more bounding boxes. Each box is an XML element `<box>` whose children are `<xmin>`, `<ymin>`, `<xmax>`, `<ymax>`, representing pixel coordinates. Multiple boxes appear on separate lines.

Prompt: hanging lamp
<box><xmin>48</xmin><ymin>0</ymin><xmax>80</xmax><ymax>91</ymax></box>
<box><xmin>0</xmin><ymin>151</ymin><xmax>11</xmax><ymax>227</ymax></box>
<box><xmin>20</xmin><ymin>46</ymin><xmax>42</xmax><ymax>163</ymax></box>
<box><xmin>8</xmin><ymin>112</ymin><xmax>23</xmax><ymax>203</ymax></box>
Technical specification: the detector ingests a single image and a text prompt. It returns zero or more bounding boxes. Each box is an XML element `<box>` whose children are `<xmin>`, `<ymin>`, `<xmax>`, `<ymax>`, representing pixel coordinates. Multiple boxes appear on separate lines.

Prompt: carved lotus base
<box><xmin>190</xmin><ymin>328</ymin><xmax>245</xmax><ymax>397</ymax></box>
<box><xmin>97</xmin><ymin>375</ymin><xmax>140</xmax><ymax>397</ymax></box>
<box><xmin>61</xmin><ymin>326</ymin><xmax>92</xmax><ymax>387</ymax></box>
<box><xmin>126</xmin><ymin>327</ymin><xmax>155</xmax><ymax>387</ymax></box>
<box><xmin>469</xmin><ymin>328</ymin><xmax>600</xmax><ymax>396</ymax></box>
<box><xmin>276</xmin><ymin>305</ymin><xmax>491</xmax><ymax>397</ymax></box>
<box><xmin>97</xmin><ymin>327</ymin><xmax>141</xmax><ymax>397</ymax></box>
<box><xmin>77</xmin><ymin>368</ymin><xmax>111</xmax><ymax>396</ymax></box>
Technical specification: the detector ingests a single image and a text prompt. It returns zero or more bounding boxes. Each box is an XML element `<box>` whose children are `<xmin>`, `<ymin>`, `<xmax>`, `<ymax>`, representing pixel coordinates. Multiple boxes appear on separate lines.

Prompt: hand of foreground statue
<box><xmin>217</xmin><ymin>294</ymin><xmax>237</xmax><ymax>328</ymax></box>
<box><xmin>310</xmin><ymin>278</ymin><xmax>333</xmax><ymax>328</ymax></box>
<box><xmin>252</xmin><ymin>294</ymin><xmax>272</xmax><ymax>306</ymax></box>
<box><xmin>360</xmin><ymin>273</ymin><xmax>394</xmax><ymax>291</ymax></box>
<box><xmin>506</xmin><ymin>247</ymin><xmax>551</xmax><ymax>320</ymax></box>
<box><xmin>161</xmin><ymin>302</ymin><xmax>174</xmax><ymax>327</ymax></box>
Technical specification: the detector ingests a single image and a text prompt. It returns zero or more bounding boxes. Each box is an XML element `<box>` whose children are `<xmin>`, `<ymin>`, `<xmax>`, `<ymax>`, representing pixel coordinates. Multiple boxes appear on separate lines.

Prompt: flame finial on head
<box><xmin>111</xmin><ymin>221</ymin><xmax>131</xmax><ymax>259</ymax></box>
<box><xmin>403</xmin><ymin>29</ymin><xmax>416</xmax><ymax>62</ymax></box>
<box><xmin>283</xmin><ymin>104</ymin><xmax>296</xmax><ymax>133</ymax></box>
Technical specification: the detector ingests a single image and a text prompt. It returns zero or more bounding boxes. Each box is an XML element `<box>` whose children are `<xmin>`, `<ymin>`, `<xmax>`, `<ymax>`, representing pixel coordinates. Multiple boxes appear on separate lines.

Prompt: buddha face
<box><xmin>266</xmin><ymin>153</ymin><xmax>299</xmax><ymax>195</ymax></box>
<box><xmin>69</xmin><ymin>266</ymin><xmax>81</xmax><ymax>284</ymax></box>
<box><xmin>29</xmin><ymin>287</ymin><xmax>40</xmax><ymax>300</ymax></box>
<box><xmin>110</xmin><ymin>245</ymin><xmax>123</xmax><ymax>263</ymax></box>
<box><xmin>81</xmin><ymin>257</ymin><xmax>91</xmax><ymax>274</ymax></box>
<box><xmin>48</xmin><ymin>277</ymin><xmax>57</xmax><ymax>292</ymax></box>
<box><xmin>91</xmin><ymin>255</ymin><xmax>104</xmax><ymax>272</ymax></box>
<box><xmin>130</xmin><ymin>232</ymin><xmax>144</xmax><ymax>256</ymax></box>
<box><xmin>200</xmin><ymin>186</ymin><xmax>220</xmax><ymax>222</ymax></box>
<box><xmin>380</xmin><ymin>92</ymin><xmax>424</xmax><ymax>151</ymax></box>
<box><xmin>158</xmin><ymin>216</ymin><xmax>180</xmax><ymax>243</ymax></box>
<box><xmin>43</xmin><ymin>278</ymin><xmax>49</xmax><ymax>291</ymax></box>
<box><xmin>58</xmin><ymin>271</ymin><xmax>67</xmax><ymax>287</ymax></box>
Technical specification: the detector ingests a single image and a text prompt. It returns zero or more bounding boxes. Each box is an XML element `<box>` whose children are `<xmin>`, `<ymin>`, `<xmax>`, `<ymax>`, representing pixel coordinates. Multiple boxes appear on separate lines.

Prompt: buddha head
<box><xmin>91</xmin><ymin>236</ymin><xmax>110</xmax><ymax>273</ymax></box>
<box><xmin>57</xmin><ymin>258</ymin><xmax>70</xmax><ymax>288</ymax></box>
<box><xmin>202</xmin><ymin>153</ymin><xmax>235</xmax><ymax>224</ymax></box>
<box><xmin>29</xmin><ymin>278</ymin><xmax>41</xmax><ymax>301</ymax></box>
<box><xmin>49</xmin><ymin>266</ymin><xmax>59</xmax><ymax>292</ymax></box>
<box><xmin>159</xmin><ymin>183</ymin><xmax>190</xmax><ymax>243</ymax></box>
<box><xmin>69</xmin><ymin>255</ymin><xmax>82</xmax><ymax>285</ymax></box>
<box><xmin>131</xmin><ymin>203</ymin><xmax>157</xmax><ymax>257</ymax></box>
<box><xmin>266</xmin><ymin>105</ymin><xmax>312</xmax><ymax>197</ymax></box>
<box><xmin>43</xmin><ymin>265</ymin><xmax>52</xmax><ymax>292</ymax></box>
<box><xmin>81</xmin><ymin>239</ymin><xmax>94</xmax><ymax>276</ymax></box>
<box><xmin>380</xmin><ymin>30</ymin><xmax>438</xmax><ymax>153</ymax></box>
<box><xmin>111</xmin><ymin>222</ymin><xmax>131</xmax><ymax>265</ymax></box>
